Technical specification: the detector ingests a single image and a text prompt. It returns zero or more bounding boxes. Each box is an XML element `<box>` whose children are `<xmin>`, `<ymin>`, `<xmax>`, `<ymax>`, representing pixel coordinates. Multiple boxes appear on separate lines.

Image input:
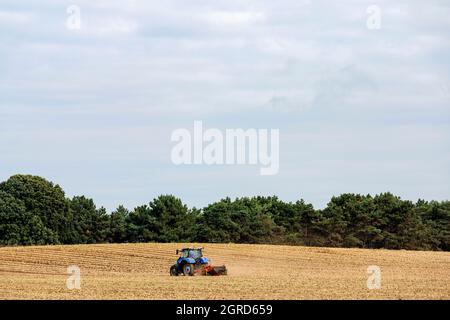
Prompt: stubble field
<box><xmin>0</xmin><ymin>243</ymin><xmax>449</xmax><ymax>299</ymax></box>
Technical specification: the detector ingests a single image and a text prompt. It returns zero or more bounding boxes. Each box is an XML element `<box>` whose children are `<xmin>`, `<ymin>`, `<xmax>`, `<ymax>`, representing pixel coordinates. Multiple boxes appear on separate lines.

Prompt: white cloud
<box><xmin>0</xmin><ymin>0</ymin><xmax>449</xmax><ymax>210</ymax></box>
<box><xmin>83</xmin><ymin>17</ymin><xmax>138</xmax><ymax>36</ymax></box>
<box><xmin>205</xmin><ymin>10</ymin><xmax>265</xmax><ymax>26</ymax></box>
<box><xmin>0</xmin><ymin>10</ymin><xmax>32</xmax><ymax>24</ymax></box>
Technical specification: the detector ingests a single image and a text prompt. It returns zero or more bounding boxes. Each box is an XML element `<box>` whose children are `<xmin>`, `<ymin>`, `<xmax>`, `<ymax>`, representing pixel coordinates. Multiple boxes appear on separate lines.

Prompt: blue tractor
<box><xmin>169</xmin><ymin>247</ymin><xmax>227</xmax><ymax>276</ymax></box>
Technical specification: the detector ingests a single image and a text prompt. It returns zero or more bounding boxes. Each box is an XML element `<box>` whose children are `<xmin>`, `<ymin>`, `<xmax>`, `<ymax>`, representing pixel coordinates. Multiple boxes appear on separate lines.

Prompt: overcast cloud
<box><xmin>0</xmin><ymin>0</ymin><xmax>449</xmax><ymax>210</ymax></box>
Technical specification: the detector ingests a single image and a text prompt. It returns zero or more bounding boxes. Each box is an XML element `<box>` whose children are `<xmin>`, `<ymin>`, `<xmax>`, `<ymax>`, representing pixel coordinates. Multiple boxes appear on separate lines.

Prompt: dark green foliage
<box><xmin>126</xmin><ymin>195</ymin><xmax>198</xmax><ymax>243</ymax></box>
<box><xmin>0</xmin><ymin>175</ymin><xmax>449</xmax><ymax>251</ymax></box>
<box><xmin>70</xmin><ymin>196</ymin><xmax>109</xmax><ymax>244</ymax></box>
<box><xmin>0</xmin><ymin>190</ymin><xmax>57</xmax><ymax>245</ymax></box>
<box><xmin>109</xmin><ymin>205</ymin><xmax>129</xmax><ymax>243</ymax></box>
<box><xmin>418</xmin><ymin>200</ymin><xmax>450</xmax><ymax>250</ymax></box>
<box><xmin>0</xmin><ymin>175</ymin><xmax>70</xmax><ymax>244</ymax></box>
<box><xmin>149</xmin><ymin>195</ymin><xmax>198</xmax><ymax>242</ymax></box>
<box><xmin>198</xmin><ymin>197</ymin><xmax>281</xmax><ymax>244</ymax></box>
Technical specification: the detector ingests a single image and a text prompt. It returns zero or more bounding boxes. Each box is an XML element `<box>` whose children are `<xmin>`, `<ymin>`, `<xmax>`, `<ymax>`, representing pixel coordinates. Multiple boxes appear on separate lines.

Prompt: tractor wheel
<box><xmin>170</xmin><ymin>265</ymin><xmax>178</xmax><ymax>276</ymax></box>
<box><xmin>183</xmin><ymin>263</ymin><xmax>194</xmax><ymax>276</ymax></box>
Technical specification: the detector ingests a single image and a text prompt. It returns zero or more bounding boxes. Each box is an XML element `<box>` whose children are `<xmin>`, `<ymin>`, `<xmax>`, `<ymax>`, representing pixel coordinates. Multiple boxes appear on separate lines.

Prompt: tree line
<box><xmin>0</xmin><ymin>174</ymin><xmax>449</xmax><ymax>251</ymax></box>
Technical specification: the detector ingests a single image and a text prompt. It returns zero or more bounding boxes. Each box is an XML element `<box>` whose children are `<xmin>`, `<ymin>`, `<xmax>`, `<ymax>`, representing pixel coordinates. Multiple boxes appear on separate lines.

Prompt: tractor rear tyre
<box><xmin>170</xmin><ymin>264</ymin><xmax>179</xmax><ymax>276</ymax></box>
<box><xmin>183</xmin><ymin>263</ymin><xmax>194</xmax><ymax>276</ymax></box>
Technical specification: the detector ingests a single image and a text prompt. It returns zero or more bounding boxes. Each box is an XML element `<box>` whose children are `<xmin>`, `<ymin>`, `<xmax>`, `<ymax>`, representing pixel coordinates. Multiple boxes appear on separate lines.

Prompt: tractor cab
<box><xmin>177</xmin><ymin>248</ymin><xmax>203</xmax><ymax>261</ymax></box>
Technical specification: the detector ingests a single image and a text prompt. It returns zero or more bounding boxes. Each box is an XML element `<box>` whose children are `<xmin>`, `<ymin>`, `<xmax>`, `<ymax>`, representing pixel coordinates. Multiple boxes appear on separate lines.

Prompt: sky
<box><xmin>0</xmin><ymin>0</ymin><xmax>449</xmax><ymax>211</ymax></box>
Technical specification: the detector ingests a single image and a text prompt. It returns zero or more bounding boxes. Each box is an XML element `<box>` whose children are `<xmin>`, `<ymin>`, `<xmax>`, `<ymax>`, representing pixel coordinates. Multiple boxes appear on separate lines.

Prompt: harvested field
<box><xmin>0</xmin><ymin>243</ymin><xmax>449</xmax><ymax>299</ymax></box>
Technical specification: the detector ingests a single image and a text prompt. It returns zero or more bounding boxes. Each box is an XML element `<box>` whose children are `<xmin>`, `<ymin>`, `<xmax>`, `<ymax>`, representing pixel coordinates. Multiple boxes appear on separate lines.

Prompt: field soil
<box><xmin>0</xmin><ymin>243</ymin><xmax>449</xmax><ymax>299</ymax></box>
